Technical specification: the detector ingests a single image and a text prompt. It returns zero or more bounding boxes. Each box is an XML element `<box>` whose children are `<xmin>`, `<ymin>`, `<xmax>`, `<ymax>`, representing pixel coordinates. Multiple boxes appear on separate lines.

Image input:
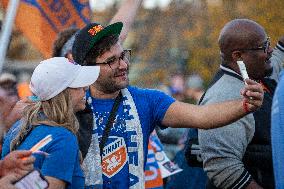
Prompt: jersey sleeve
<box><xmin>146</xmin><ymin>89</ymin><xmax>175</xmax><ymax>128</ymax></box>
<box><xmin>40</xmin><ymin>130</ymin><xmax>79</xmax><ymax>185</ymax></box>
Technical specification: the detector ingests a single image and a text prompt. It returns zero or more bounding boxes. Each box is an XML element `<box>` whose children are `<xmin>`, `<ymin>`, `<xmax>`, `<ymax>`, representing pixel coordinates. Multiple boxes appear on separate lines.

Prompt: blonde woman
<box><xmin>1</xmin><ymin>57</ymin><xmax>100</xmax><ymax>189</ymax></box>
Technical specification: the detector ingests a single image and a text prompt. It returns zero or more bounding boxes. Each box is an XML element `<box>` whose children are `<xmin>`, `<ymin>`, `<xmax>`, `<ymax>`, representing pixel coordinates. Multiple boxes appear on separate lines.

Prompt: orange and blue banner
<box><xmin>1</xmin><ymin>0</ymin><xmax>91</xmax><ymax>57</ymax></box>
<box><xmin>145</xmin><ymin>133</ymin><xmax>163</xmax><ymax>189</ymax></box>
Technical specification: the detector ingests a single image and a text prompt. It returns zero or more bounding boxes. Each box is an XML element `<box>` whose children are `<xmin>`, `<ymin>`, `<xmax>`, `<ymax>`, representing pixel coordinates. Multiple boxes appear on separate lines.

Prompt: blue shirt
<box><xmin>2</xmin><ymin>123</ymin><xmax>84</xmax><ymax>189</ymax></box>
<box><xmin>86</xmin><ymin>86</ymin><xmax>175</xmax><ymax>189</ymax></box>
<box><xmin>272</xmin><ymin>71</ymin><xmax>284</xmax><ymax>189</ymax></box>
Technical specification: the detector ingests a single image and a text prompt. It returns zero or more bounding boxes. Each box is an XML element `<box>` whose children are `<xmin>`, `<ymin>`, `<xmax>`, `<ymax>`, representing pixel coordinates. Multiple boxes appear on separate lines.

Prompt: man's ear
<box><xmin>231</xmin><ymin>50</ymin><xmax>242</xmax><ymax>62</ymax></box>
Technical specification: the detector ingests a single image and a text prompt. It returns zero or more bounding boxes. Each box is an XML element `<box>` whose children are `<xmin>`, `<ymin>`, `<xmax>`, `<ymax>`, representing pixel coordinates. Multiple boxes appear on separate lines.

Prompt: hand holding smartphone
<box><xmin>14</xmin><ymin>135</ymin><xmax>53</xmax><ymax>188</ymax></box>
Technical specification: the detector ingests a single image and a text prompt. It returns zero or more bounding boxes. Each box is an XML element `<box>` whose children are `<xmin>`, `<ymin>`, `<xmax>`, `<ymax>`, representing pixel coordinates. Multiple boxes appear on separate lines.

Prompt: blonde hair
<box><xmin>10</xmin><ymin>88</ymin><xmax>79</xmax><ymax>151</ymax></box>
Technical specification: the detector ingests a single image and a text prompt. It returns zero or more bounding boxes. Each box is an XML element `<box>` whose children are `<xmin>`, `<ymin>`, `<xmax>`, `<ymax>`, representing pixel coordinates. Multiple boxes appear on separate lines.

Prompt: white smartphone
<box><xmin>14</xmin><ymin>169</ymin><xmax>49</xmax><ymax>189</ymax></box>
<box><xmin>237</xmin><ymin>60</ymin><xmax>249</xmax><ymax>84</ymax></box>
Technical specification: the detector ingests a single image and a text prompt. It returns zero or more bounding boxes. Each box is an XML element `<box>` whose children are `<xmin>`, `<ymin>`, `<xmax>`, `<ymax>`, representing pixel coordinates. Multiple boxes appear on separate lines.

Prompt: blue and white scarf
<box><xmin>82</xmin><ymin>88</ymin><xmax>145</xmax><ymax>189</ymax></box>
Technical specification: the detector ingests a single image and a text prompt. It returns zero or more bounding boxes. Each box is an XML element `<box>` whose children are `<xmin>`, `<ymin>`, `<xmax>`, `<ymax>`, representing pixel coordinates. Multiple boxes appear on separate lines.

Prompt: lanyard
<box><xmin>99</xmin><ymin>91</ymin><xmax>123</xmax><ymax>157</ymax></box>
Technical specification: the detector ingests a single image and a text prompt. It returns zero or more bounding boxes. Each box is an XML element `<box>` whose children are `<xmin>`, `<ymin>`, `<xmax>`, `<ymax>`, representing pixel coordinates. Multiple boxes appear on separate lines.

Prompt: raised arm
<box><xmin>109</xmin><ymin>0</ymin><xmax>143</xmax><ymax>43</ymax></box>
<box><xmin>162</xmin><ymin>79</ymin><xmax>263</xmax><ymax>129</ymax></box>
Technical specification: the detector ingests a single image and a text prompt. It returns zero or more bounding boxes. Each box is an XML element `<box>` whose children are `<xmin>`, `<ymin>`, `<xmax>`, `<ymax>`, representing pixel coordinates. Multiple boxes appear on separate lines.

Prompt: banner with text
<box><xmin>2</xmin><ymin>0</ymin><xmax>91</xmax><ymax>58</ymax></box>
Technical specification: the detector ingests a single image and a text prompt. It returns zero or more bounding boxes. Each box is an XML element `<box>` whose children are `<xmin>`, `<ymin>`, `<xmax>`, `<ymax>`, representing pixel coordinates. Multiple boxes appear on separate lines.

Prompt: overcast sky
<box><xmin>90</xmin><ymin>0</ymin><xmax>173</xmax><ymax>11</ymax></box>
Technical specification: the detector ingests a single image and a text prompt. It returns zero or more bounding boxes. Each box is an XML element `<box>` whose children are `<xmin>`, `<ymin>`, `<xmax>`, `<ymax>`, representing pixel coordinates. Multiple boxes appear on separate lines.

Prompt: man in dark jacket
<box><xmin>198</xmin><ymin>19</ymin><xmax>284</xmax><ymax>189</ymax></box>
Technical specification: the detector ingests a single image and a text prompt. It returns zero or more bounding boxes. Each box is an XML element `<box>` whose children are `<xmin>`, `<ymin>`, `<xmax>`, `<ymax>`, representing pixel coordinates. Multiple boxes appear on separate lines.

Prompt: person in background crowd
<box><xmin>157</xmin><ymin>74</ymin><xmax>205</xmax><ymax>164</ymax></box>
<box><xmin>198</xmin><ymin>19</ymin><xmax>284</xmax><ymax>189</ymax></box>
<box><xmin>271</xmin><ymin>70</ymin><xmax>284</xmax><ymax>189</ymax></box>
<box><xmin>0</xmin><ymin>72</ymin><xmax>19</xmax><ymax>127</ymax></box>
<box><xmin>71</xmin><ymin>17</ymin><xmax>263</xmax><ymax>188</ymax></box>
<box><xmin>185</xmin><ymin>74</ymin><xmax>205</xmax><ymax>104</ymax></box>
<box><xmin>52</xmin><ymin>28</ymin><xmax>79</xmax><ymax>59</ymax></box>
<box><xmin>156</xmin><ymin>125</ymin><xmax>186</xmax><ymax>161</ymax></box>
<box><xmin>0</xmin><ymin>72</ymin><xmax>18</xmax><ymax>99</ymax></box>
<box><xmin>0</xmin><ymin>85</ymin><xmax>35</xmax><ymax>185</ymax></box>
<box><xmin>2</xmin><ymin>57</ymin><xmax>100</xmax><ymax>189</ymax></box>
<box><xmin>156</xmin><ymin>74</ymin><xmax>186</xmax><ymax>160</ymax></box>
<box><xmin>0</xmin><ymin>74</ymin><xmax>32</xmax><ymax>132</ymax></box>
<box><xmin>168</xmin><ymin>74</ymin><xmax>185</xmax><ymax>101</ymax></box>
<box><xmin>0</xmin><ymin>73</ymin><xmax>21</xmax><ymax>133</ymax></box>
<box><xmin>165</xmin><ymin>74</ymin><xmax>207</xmax><ymax>189</ymax></box>
<box><xmin>0</xmin><ymin>89</ymin><xmax>15</xmax><ymax>132</ymax></box>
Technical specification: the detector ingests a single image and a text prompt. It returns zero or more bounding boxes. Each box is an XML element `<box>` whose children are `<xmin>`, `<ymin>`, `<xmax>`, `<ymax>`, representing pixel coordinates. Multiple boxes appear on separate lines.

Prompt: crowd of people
<box><xmin>0</xmin><ymin>0</ymin><xmax>284</xmax><ymax>189</ymax></box>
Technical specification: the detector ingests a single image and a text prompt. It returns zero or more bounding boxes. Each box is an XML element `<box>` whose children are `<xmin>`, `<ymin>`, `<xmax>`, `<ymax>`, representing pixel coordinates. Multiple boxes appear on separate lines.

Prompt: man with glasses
<box><xmin>72</xmin><ymin>21</ymin><xmax>263</xmax><ymax>189</ymax></box>
<box><xmin>90</xmin><ymin>49</ymin><xmax>131</xmax><ymax>69</ymax></box>
<box><xmin>197</xmin><ymin>19</ymin><xmax>284</xmax><ymax>189</ymax></box>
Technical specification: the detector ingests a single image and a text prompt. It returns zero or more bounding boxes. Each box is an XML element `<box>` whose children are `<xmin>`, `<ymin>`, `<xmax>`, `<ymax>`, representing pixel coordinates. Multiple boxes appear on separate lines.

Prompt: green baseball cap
<box><xmin>72</xmin><ymin>22</ymin><xmax>123</xmax><ymax>65</ymax></box>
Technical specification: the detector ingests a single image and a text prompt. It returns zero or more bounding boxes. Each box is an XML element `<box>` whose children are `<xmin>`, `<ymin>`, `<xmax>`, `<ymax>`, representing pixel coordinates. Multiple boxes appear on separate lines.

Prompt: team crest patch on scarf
<box><xmin>102</xmin><ymin>137</ymin><xmax>127</xmax><ymax>178</ymax></box>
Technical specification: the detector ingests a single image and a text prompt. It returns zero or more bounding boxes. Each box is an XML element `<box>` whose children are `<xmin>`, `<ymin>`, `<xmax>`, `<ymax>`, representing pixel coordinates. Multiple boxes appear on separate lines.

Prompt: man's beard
<box><xmin>100</xmin><ymin>79</ymin><xmax>129</xmax><ymax>94</ymax></box>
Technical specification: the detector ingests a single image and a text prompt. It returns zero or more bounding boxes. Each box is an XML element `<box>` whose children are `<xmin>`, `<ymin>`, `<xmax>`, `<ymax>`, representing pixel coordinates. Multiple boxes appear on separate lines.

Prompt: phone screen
<box><xmin>14</xmin><ymin>169</ymin><xmax>49</xmax><ymax>189</ymax></box>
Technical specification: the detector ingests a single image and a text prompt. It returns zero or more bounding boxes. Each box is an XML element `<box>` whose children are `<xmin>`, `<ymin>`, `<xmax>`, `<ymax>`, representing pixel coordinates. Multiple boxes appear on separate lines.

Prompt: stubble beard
<box><xmin>98</xmin><ymin>78</ymin><xmax>129</xmax><ymax>94</ymax></box>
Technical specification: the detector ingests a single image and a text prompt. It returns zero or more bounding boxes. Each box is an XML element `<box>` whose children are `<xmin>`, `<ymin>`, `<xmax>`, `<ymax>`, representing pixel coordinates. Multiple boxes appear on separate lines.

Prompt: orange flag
<box><xmin>1</xmin><ymin>0</ymin><xmax>91</xmax><ymax>58</ymax></box>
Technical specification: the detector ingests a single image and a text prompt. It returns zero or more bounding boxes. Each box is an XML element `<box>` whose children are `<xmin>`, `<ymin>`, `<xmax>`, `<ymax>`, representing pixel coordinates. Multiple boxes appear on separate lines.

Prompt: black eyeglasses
<box><xmin>233</xmin><ymin>37</ymin><xmax>271</xmax><ymax>54</ymax></box>
<box><xmin>93</xmin><ymin>49</ymin><xmax>131</xmax><ymax>69</ymax></box>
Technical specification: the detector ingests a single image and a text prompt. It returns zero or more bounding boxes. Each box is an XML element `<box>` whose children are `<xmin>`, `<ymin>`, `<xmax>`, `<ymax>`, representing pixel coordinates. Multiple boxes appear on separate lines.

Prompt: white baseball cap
<box><xmin>30</xmin><ymin>57</ymin><xmax>100</xmax><ymax>101</ymax></box>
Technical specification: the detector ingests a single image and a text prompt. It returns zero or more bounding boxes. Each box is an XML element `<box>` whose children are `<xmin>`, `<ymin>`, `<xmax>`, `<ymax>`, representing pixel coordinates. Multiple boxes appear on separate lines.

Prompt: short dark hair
<box><xmin>83</xmin><ymin>34</ymin><xmax>119</xmax><ymax>65</ymax></box>
<box><xmin>218</xmin><ymin>19</ymin><xmax>265</xmax><ymax>64</ymax></box>
<box><xmin>52</xmin><ymin>28</ymin><xmax>79</xmax><ymax>57</ymax></box>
